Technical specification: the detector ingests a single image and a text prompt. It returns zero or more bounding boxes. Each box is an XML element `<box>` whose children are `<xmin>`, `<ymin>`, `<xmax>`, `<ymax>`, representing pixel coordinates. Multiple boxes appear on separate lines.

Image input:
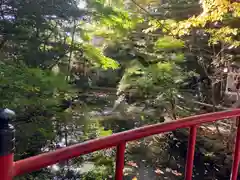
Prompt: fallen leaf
<box><xmin>132</xmin><ymin>177</ymin><xmax>137</xmax><ymax>180</ymax></box>
<box><xmin>155</xmin><ymin>168</ymin><xmax>164</xmax><ymax>175</ymax></box>
<box><xmin>126</xmin><ymin>161</ymin><xmax>138</xmax><ymax>168</ymax></box>
<box><xmin>171</xmin><ymin>170</ymin><xmax>182</xmax><ymax>176</ymax></box>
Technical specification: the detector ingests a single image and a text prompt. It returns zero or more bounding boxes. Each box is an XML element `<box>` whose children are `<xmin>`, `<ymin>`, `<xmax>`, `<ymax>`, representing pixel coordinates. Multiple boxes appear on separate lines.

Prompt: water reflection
<box><xmin>39</xmin><ymin>91</ymin><xmax>233</xmax><ymax>180</ymax></box>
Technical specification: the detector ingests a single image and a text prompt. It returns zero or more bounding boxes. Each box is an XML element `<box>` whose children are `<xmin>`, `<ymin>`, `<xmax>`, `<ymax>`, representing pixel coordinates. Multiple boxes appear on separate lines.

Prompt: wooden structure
<box><xmin>225</xmin><ymin>63</ymin><xmax>240</xmax><ymax>101</ymax></box>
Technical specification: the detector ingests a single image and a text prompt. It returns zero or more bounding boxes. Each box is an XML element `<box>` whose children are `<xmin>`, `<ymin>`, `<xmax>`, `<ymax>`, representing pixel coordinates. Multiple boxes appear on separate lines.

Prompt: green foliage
<box><xmin>0</xmin><ymin>62</ymin><xmax>70</xmax><ymax>159</ymax></box>
<box><xmin>83</xmin><ymin>43</ymin><xmax>119</xmax><ymax>69</ymax></box>
<box><xmin>15</xmin><ymin>171</ymin><xmax>53</xmax><ymax>180</ymax></box>
<box><xmin>155</xmin><ymin>36</ymin><xmax>185</xmax><ymax>50</ymax></box>
<box><xmin>119</xmin><ymin>61</ymin><xmax>185</xmax><ymax>95</ymax></box>
<box><xmin>3</xmin><ymin>0</ymin><xmax>238</xmax><ymax>179</ymax></box>
<box><xmin>82</xmin><ymin>117</ymin><xmax>113</xmax><ymax>140</ymax></box>
<box><xmin>99</xmin><ymin>127</ymin><xmax>113</xmax><ymax>137</ymax></box>
<box><xmin>116</xmin><ymin>33</ymin><xmax>187</xmax><ymax>119</ymax></box>
<box><xmin>81</xmin><ymin>166</ymin><xmax>113</xmax><ymax>180</ymax></box>
<box><xmin>0</xmin><ymin>0</ymin><xmax>134</xmax><ymax>71</ymax></box>
<box><xmin>0</xmin><ymin>62</ymin><xmax>68</xmax><ymax>109</ymax></box>
<box><xmin>89</xmin><ymin>0</ymin><xmax>139</xmax><ymax>30</ymax></box>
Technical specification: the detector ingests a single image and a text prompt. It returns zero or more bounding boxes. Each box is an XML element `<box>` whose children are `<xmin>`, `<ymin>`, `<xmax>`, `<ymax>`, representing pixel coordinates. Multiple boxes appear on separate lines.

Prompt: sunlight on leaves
<box><xmin>155</xmin><ymin>36</ymin><xmax>185</xmax><ymax>50</ymax></box>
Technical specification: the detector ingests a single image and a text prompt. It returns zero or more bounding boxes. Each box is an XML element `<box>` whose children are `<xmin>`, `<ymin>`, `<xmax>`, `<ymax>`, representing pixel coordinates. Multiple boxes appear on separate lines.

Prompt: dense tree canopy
<box><xmin>1</xmin><ymin>0</ymin><xmax>240</xmax><ymax>179</ymax></box>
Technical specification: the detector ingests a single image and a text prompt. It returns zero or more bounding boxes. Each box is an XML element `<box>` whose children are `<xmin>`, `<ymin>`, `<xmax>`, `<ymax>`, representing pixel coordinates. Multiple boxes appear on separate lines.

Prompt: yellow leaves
<box><xmin>148</xmin><ymin>19</ymin><xmax>159</xmax><ymax>27</ymax></box>
<box><xmin>201</xmin><ymin>0</ymin><xmax>230</xmax><ymax>11</ymax></box>
<box><xmin>198</xmin><ymin>0</ymin><xmax>230</xmax><ymax>21</ymax></box>
<box><xmin>172</xmin><ymin>0</ymin><xmax>240</xmax><ymax>46</ymax></box>
<box><xmin>231</xmin><ymin>2</ymin><xmax>240</xmax><ymax>17</ymax></box>
<box><xmin>120</xmin><ymin>0</ymin><xmax>240</xmax><ymax>50</ymax></box>
<box><xmin>207</xmin><ymin>26</ymin><xmax>238</xmax><ymax>36</ymax></box>
<box><xmin>200</xmin><ymin>0</ymin><xmax>240</xmax><ymax>21</ymax></box>
<box><xmin>168</xmin><ymin>16</ymin><xmax>206</xmax><ymax>37</ymax></box>
<box><xmin>132</xmin><ymin>177</ymin><xmax>137</xmax><ymax>180</ymax></box>
<box><xmin>143</xmin><ymin>19</ymin><xmax>178</xmax><ymax>35</ymax></box>
<box><xmin>206</xmin><ymin>27</ymin><xmax>239</xmax><ymax>45</ymax></box>
<box><xmin>143</xmin><ymin>26</ymin><xmax>158</xmax><ymax>34</ymax></box>
<box><xmin>143</xmin><ymin>19</ymin><xmax>159</xmax><ymax>33</ymax></box>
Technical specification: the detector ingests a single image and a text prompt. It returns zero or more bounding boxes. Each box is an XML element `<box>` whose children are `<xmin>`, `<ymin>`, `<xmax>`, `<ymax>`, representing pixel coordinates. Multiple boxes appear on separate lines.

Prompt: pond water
<box><xmin>42</xmin><ymin>91</ymin><xmax>235</xmax><ymax>180</ymax></box>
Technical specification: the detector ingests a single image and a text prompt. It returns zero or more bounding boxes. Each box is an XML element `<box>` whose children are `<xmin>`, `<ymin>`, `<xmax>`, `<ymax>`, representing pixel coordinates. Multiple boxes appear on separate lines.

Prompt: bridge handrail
<box><xmin>10</xmin><ymin>109</ymin><xmax>240</xmax><ymax>179</ymax></box>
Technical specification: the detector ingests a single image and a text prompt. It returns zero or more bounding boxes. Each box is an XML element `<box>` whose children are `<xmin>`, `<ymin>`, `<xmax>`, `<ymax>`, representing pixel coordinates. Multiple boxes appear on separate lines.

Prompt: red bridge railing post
<box><xmin>0</xmin><ymin>109</ymin><xmax>15</xmax><ymax>180</ymax></box>
<box><xmin>12</xmin><ymin>110</ymin><xmax>240</xmax><ymax>179</ymax></box>
<box><xmin>115</xmin><ymin>142</ymin><xmax>126</xmax><ymax>180</ymax></box>
<box><xmin>185</xmin><ymin>125</ymin><xmax>197</xmax><ymax>180</ymax></box>
<box><xmin>230</xmin><ymin>119</ymin><xmax>240</xmax><ymax>180</ymax></box>
<box><xmin>0</xmin><ymin>154</ymin><xmax>14</xmax><ymax>180</ymax></box>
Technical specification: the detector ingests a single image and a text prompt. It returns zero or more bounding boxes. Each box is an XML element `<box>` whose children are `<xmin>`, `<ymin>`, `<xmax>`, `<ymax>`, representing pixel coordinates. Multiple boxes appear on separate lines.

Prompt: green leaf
<box><xmin>155</xmin><ymin>36</ymin><xmax>185</xmax><ymax>50</ymax></box>
<box><xmin>99</xmin><ymin>127</ymin><xmax>112</xmax><ymax>137</ymax></box>
<box><xmin>83</xmin><ymin>43</ymin><xmax>119</xmax><ymax>69</ymax></box>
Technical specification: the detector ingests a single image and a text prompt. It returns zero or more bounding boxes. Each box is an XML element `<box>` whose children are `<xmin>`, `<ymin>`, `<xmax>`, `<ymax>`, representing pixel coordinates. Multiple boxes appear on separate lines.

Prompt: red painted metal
<box><xmin>12</xmin><ymin>109</ymin><xmax>240</xmax><ymax>179</ymax></box>
<box><xmin>185</xmin><ymin>126</ymin><xmax>197</xmax><ymax>180</ymax></box>
<box><xmin>0</xmin><ymin>153</ymin><xmax>13</xmax><ymax>180</ymax></box>
<box><xmin>115</xmin><ymin>142</ymin><xmax>126</xmax><ymax>180</ymax></box>
<box><xmin>230</xmin><ymin>120</ymin><xmax>240</xmax><ymax>180</ymax></box>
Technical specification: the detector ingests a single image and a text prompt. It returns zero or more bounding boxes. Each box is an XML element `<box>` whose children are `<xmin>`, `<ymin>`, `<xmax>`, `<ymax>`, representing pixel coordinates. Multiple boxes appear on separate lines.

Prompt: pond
<box><xmin>40</xmin><ymin>91</ymin><xmax>236</xmax><ymax>180</ymax></box>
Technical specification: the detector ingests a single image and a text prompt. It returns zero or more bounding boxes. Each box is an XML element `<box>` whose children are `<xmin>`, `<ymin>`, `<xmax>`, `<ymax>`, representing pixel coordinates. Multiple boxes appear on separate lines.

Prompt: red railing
<box><xmin>2</xmin><ymin>110</ymin><xmax>240</xmax><ymax>180</ymax></box>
